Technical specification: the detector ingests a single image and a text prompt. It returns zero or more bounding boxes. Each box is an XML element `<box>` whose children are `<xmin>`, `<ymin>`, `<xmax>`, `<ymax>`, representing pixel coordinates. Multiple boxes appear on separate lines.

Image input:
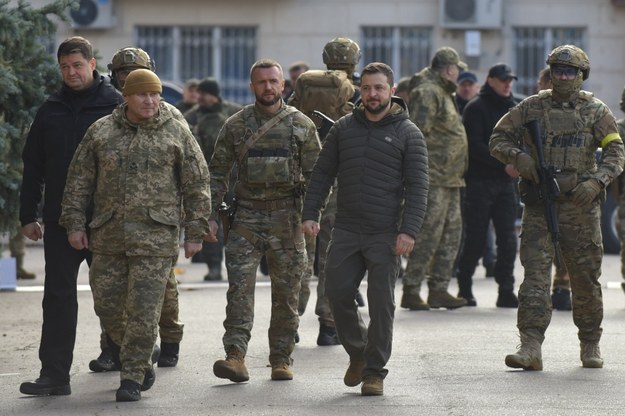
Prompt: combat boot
<box><xmin>158</xmin><ymin>342</ymin><xmax>179</xmax><ymax>367</ymax></box>
<box><xmin>15</xmin><ymin>255</ymin><xmax>36</xmax><ymax>279</ymax></box>
<box><xmin>551</xmin><ymin>288</ymin><xmax>572</xmax><ymax>311</ymax></box>
<box><xmin>400</xmin><ymin>291</ymin><xmax>430</xmax><ymax>311</ymax></box>
<box><xmin>116</xmin><ymin>379</ymin><xmax>141</xmax><ymax>402</ymax></box>
<box><xmin>89</xmin><ymin>348</ymin><xmax>119</xmax><ymax>372</ymax></box>
<box><xmin>344</xmin><ymin>358</ymin><xmax>366</xmax><ymax>387</ymax></box>
<box><xmin>213</xmin><ymin>347</ymin><xmax>249</xmax><ymax>382</ymax></box>
<box><xmin>361</xmin><ymin>375</ymin><xmax>384</xmax><ymax>396</ymax></box>
<box><xmin>317</xmin><ymin>325</ymin><xmax>340</xmax><ymax>346</ymax></box>
<box><xmin>427</xmin><ymin>290</ymin><xmax>468</xmax><ymax>309</ymax></box>
<box><xmin>271</xmin><ymin>363</ymin><xmax>293</xmax><ymax>380</ymax></box>
<box><xmin>580</xmin><ymin>342</ymin><xmax>603</xmax><ymax>368</ymax></box>
<box><xmin>505</xmin><ymin>330</ymin><xmax>543</xmax><ymax>371</ymax></box>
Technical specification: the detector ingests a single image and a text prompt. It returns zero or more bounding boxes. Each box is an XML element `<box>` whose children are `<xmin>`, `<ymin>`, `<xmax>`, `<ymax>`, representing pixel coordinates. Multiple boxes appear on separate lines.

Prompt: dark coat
<box><xmin>302</xmin><ymin>97</ymin><xmax>429</xmax><ymax>239</ymax></box>
<box><xmin>462</xmin><ymin>83</ymin><xmax>522</xmax><ymax>180</ymax></box>
<box><xmin>20</xmin><ymin>72</ymin><xmax>123</xmax><ymax>225</ymax></box>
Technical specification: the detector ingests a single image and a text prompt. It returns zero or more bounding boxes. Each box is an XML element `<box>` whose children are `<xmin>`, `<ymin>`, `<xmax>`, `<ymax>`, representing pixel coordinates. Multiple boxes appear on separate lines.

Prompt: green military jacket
<box><xmin>60</xmin><ymin>101</ymin><xmax>211</xmax><ymax>257</ymax></box>
<box><xmin>185</xmin><ymin>101</ymin><xmax>242</xmax><ymax>164</ymax></box>
<box><xmin>408</xmin><ymin>67</ymin><xmax>468</xmax><ymax>188</ymax></box>
<box><xmin>209</xmin><ymin>100</ymin><xmax>320</xmax><ymax>219</ymax></box>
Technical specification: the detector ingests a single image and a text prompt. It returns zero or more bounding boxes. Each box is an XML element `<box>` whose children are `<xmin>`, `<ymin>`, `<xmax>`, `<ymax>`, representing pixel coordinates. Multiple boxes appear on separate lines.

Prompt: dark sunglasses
<box><xmin>552</xmin><ymin>66</ymin><xmax>578</xmax><ymax>78</ymax></box>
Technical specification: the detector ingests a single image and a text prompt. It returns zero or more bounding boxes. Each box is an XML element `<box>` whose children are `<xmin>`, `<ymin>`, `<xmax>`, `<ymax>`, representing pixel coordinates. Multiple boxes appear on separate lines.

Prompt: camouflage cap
<box><xmin>431</xmin><ymin>47</ymin><xmax>467</xmax><ymax>70</ymax></box>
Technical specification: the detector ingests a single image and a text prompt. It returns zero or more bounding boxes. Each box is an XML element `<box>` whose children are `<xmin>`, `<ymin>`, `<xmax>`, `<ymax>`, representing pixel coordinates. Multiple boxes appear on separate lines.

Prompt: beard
<box><xmin>255</xmin><ymin>93</ymin><xmax>280</xmax><ymax>107</ymax></box>
<box><xmin>363</xmin><ymin>97</ymin><xmax>391</xmax><ymax>115</ymax></box>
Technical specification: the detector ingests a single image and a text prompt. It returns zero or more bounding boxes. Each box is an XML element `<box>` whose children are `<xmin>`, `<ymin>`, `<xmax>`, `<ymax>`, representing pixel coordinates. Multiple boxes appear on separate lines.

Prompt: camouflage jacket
<box><xmin>185</xmin><ymin>101</ymin><xmax>242</xmax><ymax>164</ymax></box>
<box><xmin>490</xmin><ymin>90</ymin><xmax>625</xmax><ymax>189</ymax></box>
<box><xmin>408</xmin><ymin>67</ymin><xmax>468</xmax><ymax>187</ymax></box>
<box><xmin>60</xmin><ymin>101</ymin><xmax>211</xmax><ymax>257</ymax></box>
<box><xmin>209</xmin><ymin>100</ymin><xmax>320</xmax><ymax>219</ymax></box>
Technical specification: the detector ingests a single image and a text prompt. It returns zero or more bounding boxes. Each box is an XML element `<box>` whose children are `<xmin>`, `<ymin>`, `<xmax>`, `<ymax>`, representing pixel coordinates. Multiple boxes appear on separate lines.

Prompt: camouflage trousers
<box><xmin>98</xmin><ymin>266</ymin><xmax>183</xmax><ymax>350</ymax></box>
<box><xmin>403</xmin><ymin>186</ymin><xmax>462</xmax><ymax>293</ymax></box>
<box><xmin>223</xmin><ymin>204</ymin><xmax>306</xmax><ymax>365</ymax></box>
<box><xmin>518</xmin><ymin>201</ymin><xmax>603</xmax><ymax>343</ymax></box>
<box><xmin>0</xmin><ymin>222</ymin><xmax>25</xmax><ymax>260</ymax></box>
<box><xmin>90</xmin><ymin>253</ymin><xmax>172</xmax><ymax>384</ymax></box>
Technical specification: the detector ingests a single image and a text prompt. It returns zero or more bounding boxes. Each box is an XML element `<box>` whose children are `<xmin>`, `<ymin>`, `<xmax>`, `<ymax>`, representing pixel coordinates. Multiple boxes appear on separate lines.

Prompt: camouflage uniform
<box><xmin>209</xmin><ymin>101</ymin><xmax>320</xmax><ymax>366</ymax></box>
<box><xmin>403</xmin><ymin>65</ymin><xmax>468</xmax><ymax>302</ymax></box>
<box><xmin>490</xmin><ymin>90</ymin><xmax>624</xmax><ymax>346</ymax></box>
<box><xmin>186</xmin><ymin>100</ymin><xmax>242</xmax><ymax>279</ymax></box>
<box><xmin>60</xmin><ymin>101</ymin><xmax>210</xmax><ymax>385</ymax></box>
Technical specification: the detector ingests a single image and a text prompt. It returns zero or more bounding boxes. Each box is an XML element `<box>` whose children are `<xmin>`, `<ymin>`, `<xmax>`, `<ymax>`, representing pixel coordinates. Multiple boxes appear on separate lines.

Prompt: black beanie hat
<box><xmin>197</xmin><ymin>77</ymin><xmax>220</xmax><ymax>97</ymax></box>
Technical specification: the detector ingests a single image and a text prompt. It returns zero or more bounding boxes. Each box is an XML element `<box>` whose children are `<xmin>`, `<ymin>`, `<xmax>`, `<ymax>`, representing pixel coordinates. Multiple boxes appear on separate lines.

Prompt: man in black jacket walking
<box><xmin>19</xmin><ymin>36</ymin><xmax>123</xmax><ymax>396</ymax></box>
<box><xmin>302</xmin><ymin>62</ymin><xmax>429</xmax><ymax>396</ymax></box>
<box><xmin>456</xmin><ymin>63</ymin><xmax>522</xmax><ymax>307</ymax></box>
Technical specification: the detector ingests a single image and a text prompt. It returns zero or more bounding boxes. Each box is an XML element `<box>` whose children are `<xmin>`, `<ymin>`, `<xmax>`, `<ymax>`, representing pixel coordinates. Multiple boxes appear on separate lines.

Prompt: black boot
<box><xmin>89</xmin><ymin>348</ymin><xmax>120</xmax><ymax>372</ymax></box>
<box><xmin>20</xmin><ymin>376</ymin><xmax>71</xmax><ymax>396</ymax></box>
<box><xmin>551</xmin><ymin>288</ymin><xmax>572</xmax><ymax>311</ymax></box>
<box><xmin>317</xmin><ymin>325</ymin><xmax>340</xmax><ymax>346</ymax></box>
<box><xmin>496</xmin><ymin>290</ymin><xmax>519</xmax><ymax>308</ymax></box>
<box><xmin>141</xmin><ymin>367</ymin><xmax>156</xmax><ymax>391</ymax></box>
<box><xmin>106</xmin><ymin>334</ymin><xmax>122</xmax><ymax>369</ymax></box>
<box><xmin>116</xmin><ymin>379</ymin><xmax>141</xmax><ymax>402</ymax></box>
<box><xmin>158</xmin><ymin>342</ymin><xmax>180</xmax><ymax>367</ymax></box>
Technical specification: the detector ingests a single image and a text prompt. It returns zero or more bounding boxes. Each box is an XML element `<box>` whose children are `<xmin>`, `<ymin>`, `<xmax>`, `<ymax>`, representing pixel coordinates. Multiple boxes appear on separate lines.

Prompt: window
<box><xmin>513</xmin><ymin>27</ymin><xmax>585</xmax><ymax>97</ymax></box>
<box><xmin>137</xmin><ymin>26</ymin><xmax>257</xmax><ymax>105</ymax></box>
<box><xmin>361</xmin><ymin>26</ymin><xmax>432</xmax><ymax>82</ymax></box>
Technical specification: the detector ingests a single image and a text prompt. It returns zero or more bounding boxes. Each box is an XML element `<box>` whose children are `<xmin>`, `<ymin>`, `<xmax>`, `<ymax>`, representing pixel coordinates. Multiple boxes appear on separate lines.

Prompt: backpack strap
<box><xmin>237</xmin><ymin>106</ymin><xmax>298</xmax><ymax>165</ymax></box>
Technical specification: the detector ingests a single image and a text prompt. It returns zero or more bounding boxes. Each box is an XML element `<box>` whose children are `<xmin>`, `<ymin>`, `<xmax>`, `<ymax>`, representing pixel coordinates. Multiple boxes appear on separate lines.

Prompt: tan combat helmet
<box><xmin>546</xmin><ymin>44</ymin><xmax>590</xmax><ymax>80</ymax></box>
<box><xmin>108</xmin><ymin>47</ymin><xmax>155</xmax><ymax>90</ymax></box>
<box><xmin>322</xmin><ymin>37</ymin><xmax>361</xmax><ymax>67</ymax></box>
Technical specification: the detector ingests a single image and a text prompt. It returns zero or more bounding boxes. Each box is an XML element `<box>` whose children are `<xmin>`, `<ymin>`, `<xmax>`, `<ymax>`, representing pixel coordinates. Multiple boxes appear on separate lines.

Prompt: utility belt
<box><xmin>236</xmin><ymin>197</ymin><xmax>298</xmax><ymax>211</ymax></box>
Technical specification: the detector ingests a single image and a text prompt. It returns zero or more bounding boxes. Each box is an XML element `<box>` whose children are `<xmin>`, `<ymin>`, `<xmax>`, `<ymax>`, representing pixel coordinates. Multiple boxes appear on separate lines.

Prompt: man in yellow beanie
<box><xmin>60</xmin><ymin>68</ymin><xmax>212</xmax><ymax>402</ymax></box>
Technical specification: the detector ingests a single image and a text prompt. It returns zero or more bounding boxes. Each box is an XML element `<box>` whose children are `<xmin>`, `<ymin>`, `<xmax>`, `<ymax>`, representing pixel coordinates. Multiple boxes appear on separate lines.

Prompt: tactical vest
<box><xmin>525</xmin><ymin>91</ymin><xmax>597</xmax><ymax>183</ymax></box>
<box><xmin>238</xmin><ymin>105</ymin><xmax>303</xmax><ymax>187</ymax></box>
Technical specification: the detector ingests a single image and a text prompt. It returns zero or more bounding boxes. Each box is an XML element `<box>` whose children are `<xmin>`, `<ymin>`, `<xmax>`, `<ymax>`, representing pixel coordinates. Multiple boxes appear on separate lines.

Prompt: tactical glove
<box><xmin>571</xmin><ymin>179</ymin><xmax>602</xmax><ymax>206</ymax></box>
<box><xmin>515</xmin><ymin>153</ymin><xmax>540</xmax><ymax>183</ymax></box>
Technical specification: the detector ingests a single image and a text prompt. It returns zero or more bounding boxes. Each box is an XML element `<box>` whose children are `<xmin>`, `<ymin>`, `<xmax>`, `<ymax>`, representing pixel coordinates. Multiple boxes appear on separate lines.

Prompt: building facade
<box><xmin>27</xmin><ymin>0</ymin><xmax>625</xmax><ymax>110</ymax></box>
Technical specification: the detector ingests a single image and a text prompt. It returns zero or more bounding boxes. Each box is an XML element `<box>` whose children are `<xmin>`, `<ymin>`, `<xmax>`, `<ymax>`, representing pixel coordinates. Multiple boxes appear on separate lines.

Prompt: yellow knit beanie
<box><xmin>122</xmin><ymin>68</ymin><xmax>162</xmax><ymax>96</ymax></box>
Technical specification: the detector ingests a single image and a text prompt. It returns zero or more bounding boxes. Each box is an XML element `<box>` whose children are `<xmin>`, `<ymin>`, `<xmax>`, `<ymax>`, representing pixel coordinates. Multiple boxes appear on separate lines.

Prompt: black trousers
<box><xmin>39</xmin><ymin>222</ymin><xmax>91</xmax><ymax>382</ymax></box>
<box><xmin>457</xmin><ymin>178</ymin><xmax>518</xmax><ymax>294</ymax></box>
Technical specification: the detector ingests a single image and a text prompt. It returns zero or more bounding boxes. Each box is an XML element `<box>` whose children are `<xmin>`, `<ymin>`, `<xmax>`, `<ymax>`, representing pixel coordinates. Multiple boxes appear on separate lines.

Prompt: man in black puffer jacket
<box><xmin>302</xmin><ymin>62</ymin><xmax>429</xmax><ymax>396</ymax></box>
<box><xmin>456</xmin><ymin>63</ymin><xmax>523</xmax><ymax>308</ymax></box>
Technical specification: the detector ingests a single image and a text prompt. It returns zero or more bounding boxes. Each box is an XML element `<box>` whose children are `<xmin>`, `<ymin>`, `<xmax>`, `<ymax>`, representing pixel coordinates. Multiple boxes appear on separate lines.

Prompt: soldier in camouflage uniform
<box><xmin>185</xmin><ymin>77</ymin><xmax>242</xmax><ymax>282</ymax></box>
<box><xmin>490</xmin><ymin>45</ymin><xmax>625</xmax><ymax>371</ymax></box>
<box><xmin>85</xmin><ymin>47</ymin><xmax>189</xmax><ymax>373</ymax></box>
<box><xmin>60</xmin><ymin>69</ymin><xmax>211</xmax><ymax>401</ymax></box>
<box><xmin>208</xmin><ymin>59</ymin><xmax>320</xmax><ymax>382</ymax></box>
<box><xmin>401</xmin><ymin>47</ymin><xmax>469</xmax><ymax>311</ymax></box>
<box><xmin>615</xmin><ymin>87</ymin><xmax>625</xmax><ymax>296</ymax></box>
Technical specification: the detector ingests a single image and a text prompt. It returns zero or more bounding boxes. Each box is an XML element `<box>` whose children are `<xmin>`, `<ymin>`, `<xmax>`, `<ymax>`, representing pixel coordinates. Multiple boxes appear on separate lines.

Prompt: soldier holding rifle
<box><xmin>490</xmin><ymin>45</ymin><xmax>624</xmax><ymax>371</ymax></box>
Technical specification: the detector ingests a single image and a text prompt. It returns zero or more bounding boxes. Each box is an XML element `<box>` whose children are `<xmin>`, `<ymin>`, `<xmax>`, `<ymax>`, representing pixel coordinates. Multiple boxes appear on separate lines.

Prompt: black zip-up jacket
<box><xmin>462</xmin><ymin>82</ymin><xmax>522</xmax><ymax>181</ymax></box>
<box><xmin>303</xmin><ymin>97</ymin><xmax>429</xmax><ymax>239</ymax></box>
<box><xmin>20</xmin><ymin>71</ymin><xmax>123</xmax><ymax>225</ymax></box>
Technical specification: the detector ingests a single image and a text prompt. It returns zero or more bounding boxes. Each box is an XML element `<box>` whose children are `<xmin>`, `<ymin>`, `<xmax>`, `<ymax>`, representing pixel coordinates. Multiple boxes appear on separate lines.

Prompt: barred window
<box><xmin>361</xmin><ymin>26</ymin><xmax>432</xmax><ymax>81</ymax></box>
<box><xmin>514</xmin><ymin>27</ymin><xmax>586</xmax><ymax>97</ymax></box>
<box><xmin>137</xmin><ymin>26</ymin><xmax>257</xmax><ymax>105</ymax></box>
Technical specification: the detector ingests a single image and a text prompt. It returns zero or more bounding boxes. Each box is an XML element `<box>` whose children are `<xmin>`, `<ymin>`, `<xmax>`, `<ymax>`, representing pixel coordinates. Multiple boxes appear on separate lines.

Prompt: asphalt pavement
<box><xmin>2</xmin><ymin>244</ymin><xmax>625</xmax><ymax>416</ymax></box>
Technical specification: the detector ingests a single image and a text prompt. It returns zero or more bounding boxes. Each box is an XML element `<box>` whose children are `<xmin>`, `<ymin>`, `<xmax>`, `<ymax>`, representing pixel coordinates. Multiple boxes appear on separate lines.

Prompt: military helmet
<box><xmin>322</xmin><ymin>37</ymin><xmax>361</xmax><ymax>66</ymax></box>
<box><xmin>108</xmin><ymin>47</ymin><xmax>154</xmax><ymax>72</ymax></box>
<box><xmin>546</xmin><ymin>44</ymin><xmax>590</xmax><ymax>80</ymax></box>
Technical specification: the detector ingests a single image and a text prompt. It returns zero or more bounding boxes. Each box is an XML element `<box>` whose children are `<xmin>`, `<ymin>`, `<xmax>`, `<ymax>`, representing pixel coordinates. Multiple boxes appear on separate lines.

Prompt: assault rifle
<box><xmin>525</xmin><ymin>120</ymin><xmax>564</xmax><ymax>269</ymax></box>
<box><xmin>312</xmin><ymin>110</ymin><xmax>335</xmax><ymax>140</ymax></box>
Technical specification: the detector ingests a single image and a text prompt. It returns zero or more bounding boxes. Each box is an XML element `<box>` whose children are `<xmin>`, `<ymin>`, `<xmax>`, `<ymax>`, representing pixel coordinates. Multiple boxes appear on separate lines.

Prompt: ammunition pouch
<box><xmin>554</xmin><ymin>170</ymin><xmax>577</xmax><ymax>195</ymax></box>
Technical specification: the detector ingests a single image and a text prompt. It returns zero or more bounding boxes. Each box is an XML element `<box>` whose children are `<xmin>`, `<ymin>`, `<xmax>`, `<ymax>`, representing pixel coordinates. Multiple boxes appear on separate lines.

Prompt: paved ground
<box><xmin>2</xmin><ymin>245</ymin><xmax>625</xmax><ymax>415</ymax></box>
